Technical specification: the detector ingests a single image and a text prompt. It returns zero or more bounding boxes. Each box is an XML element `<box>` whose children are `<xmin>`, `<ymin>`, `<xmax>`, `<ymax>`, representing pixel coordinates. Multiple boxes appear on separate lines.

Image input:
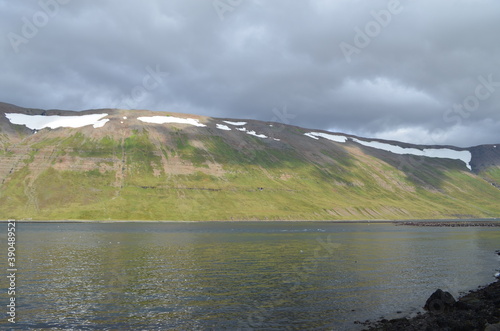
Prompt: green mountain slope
<box><xmin>1</xmin><ymin>103</ymin><xmax>499</xmax><ymax>221</ymax></box>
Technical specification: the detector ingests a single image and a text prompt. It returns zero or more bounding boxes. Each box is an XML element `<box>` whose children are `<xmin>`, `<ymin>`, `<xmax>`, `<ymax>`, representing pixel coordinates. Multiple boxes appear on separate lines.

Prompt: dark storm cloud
<box><xmin>1</xmin><ymin>0</ymin><xmax>499</xmax><ymax>147</ymax></box>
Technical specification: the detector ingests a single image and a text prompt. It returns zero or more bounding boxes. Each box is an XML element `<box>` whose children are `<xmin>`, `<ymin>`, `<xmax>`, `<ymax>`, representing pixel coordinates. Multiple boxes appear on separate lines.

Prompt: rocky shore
<box><xmin>362</xmin><ymin>251</ymin><xmax>500</xmax><ymax>331</ymax></box>
<box><xmin>397</xmin><ymin>221</ymin><xmax>500</xmax><ymax>227</ymax></box>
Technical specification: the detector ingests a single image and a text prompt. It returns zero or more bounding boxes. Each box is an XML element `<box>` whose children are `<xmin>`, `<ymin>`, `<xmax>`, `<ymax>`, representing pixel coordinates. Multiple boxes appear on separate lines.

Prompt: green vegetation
<box><xmin>65</xmin><ymin>133</ymin><xmax>120</xmax><ymax>158</ymax></box>
<box><xmin>0</xmin><ymin>120</ymin><xmax>499</xmax><ymax>221</ymax></box>
<box><xmin>0</xmin><ymin>149</ymin><xmax>14</xmax><ymax>157</ymax></box>
<box><xmin>481</xmin><ymin>167</ymin><xmax>500</xmax><ymax>186</ymax></box>
<box><xmin>207</xmin><ymin>136</ymin><xmax>306</xmax><ymax>168</ymax></box>
<box><xmin>173</xmin><ymin>132</ymin><xmax>210</xmax><ymax>166</ymax></box>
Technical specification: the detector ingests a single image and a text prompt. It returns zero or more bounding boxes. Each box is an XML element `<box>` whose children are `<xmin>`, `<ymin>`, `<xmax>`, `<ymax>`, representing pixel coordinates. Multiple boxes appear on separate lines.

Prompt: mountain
<box><xmin>1</xmin><ymin>102</ymin><xmax>499</xmax><ymax>221</ymax></box>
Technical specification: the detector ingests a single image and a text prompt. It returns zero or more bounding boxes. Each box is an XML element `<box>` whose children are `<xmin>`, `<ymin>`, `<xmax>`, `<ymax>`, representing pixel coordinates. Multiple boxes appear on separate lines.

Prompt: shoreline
<box><xmin>1</xmin><ymin>218</ymin><xmax>500</xmax><ymax>224</ymax></box>
<box><xmin>396</xmin><ymin>220</ymin><xmax>500</xmax><ymax>227</ymax></box>
<box><xmin>362</xmin><ymin>251</ymin><xmax>500</xmax><ymax>331</ymax></box>
<box><xmin>362</xmin><ymin>277</ymin><xmax>500</xmax><ymax>330</ymax></box>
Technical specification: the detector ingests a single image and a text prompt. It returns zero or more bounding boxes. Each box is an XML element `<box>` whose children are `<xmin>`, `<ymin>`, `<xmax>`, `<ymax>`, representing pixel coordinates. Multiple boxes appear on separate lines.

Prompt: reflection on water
<box><xmin>2</xmin><ymin>221</ymin><xmax>499</xmax><ymax>330</ymax></box>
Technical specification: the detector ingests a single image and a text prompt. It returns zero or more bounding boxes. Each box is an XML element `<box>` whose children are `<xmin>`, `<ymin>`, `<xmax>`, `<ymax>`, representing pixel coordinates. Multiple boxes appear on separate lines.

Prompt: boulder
<box><xmin>485</xmin><ymin>323</ymin><xmax>500</xmax><ymax>331</ymax></box>
<box><xmin>423</xmin><ymin>289</ymin><xmax>456</xmax><ymax>314</ymax></box>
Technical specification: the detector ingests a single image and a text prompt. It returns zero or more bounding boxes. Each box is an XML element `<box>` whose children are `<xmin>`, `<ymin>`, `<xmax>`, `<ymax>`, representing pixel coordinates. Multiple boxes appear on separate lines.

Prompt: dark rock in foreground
<box><xmin>363</xmin><ymin>278</ymin><xmax>500</xmax><ymax>330</ymax></box>
<box><xmin>423</xmin><ymin>289</ymin><xmax>456</xmax><ymax>313</ymax></box>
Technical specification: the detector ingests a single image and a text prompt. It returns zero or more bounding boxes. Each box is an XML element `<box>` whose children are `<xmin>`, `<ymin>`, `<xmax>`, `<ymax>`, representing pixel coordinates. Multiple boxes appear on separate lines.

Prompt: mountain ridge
<box><xmin>1</xmin><ymin>101</ymin><xmax>495</xmax><ymax>153</ymax></box>
<box><xmin>1</xmin><ymin>102</ymin><xmax>499</xmax><ymax>221</ymax></box>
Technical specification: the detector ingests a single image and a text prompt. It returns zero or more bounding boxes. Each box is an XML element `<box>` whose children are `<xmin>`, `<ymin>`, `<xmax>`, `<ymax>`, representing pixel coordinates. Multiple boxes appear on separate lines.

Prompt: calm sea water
<box><xmin>1</xmin><ymin>221</ymin><xmax>499</xmax><ymax>330</ymax></box>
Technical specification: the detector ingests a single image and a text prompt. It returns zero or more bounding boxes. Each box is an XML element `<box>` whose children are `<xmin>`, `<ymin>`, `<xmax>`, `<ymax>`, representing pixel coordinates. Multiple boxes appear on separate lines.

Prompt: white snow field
<box><xmin>233</xmin><ymin>127</ymin><xmax>268</xmax><ymax>139</ymax></box>
<box><xmin>304</xmin><ymin>132</ymin><xmax>348</xmax><ymax>143</ymax></box>
<box><xmin>305</xmin><ymin>132</ymin><xmax>472</xmax><ymax>170</ymax></box>
<box><xmin>223</xmin><ymin>121</ymin><xmax>247</xmax><ymax>126</ymax></box>
<box><xmin>246</xmin><ymin>130</ymin><xmax>268</xmax><ymax>139</ymax></box>
<box><xmin>5</xmin><ymin>113</ymin><xmax>109</xmax><ymax>129</ymax></box>
<box><xmin>216</xmin><ymin>124</ymin><xmax>232</xmax><ymax>131</ymax></box>
<box><xmin>137</xmin><ymin>116</ymin><xmax>206</xmax><ymax>127</ymax></box>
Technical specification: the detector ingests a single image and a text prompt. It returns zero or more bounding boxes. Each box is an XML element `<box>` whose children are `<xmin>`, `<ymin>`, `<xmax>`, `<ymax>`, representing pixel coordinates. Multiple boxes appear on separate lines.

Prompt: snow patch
<box><xmin>304</xmin><ymin>133</ymin><xmax>319</xmax><ymax>140</ymax></box>
<box><xmin>224</xmin><ymin>121</ymin><xmax>247</xmax><ymax>126</ymax></box>
<box><xmin>93</xmin><ymin>119</ymin><xmax>109</xmax><ymax>128</ymax></box>
<box><xmin>5</xmin><ymin>113</ymin><xmax>110</xmax><ymax>130</ymax></box>
<box><xmin>304</xmin><ymin>132</ymin><xmax>347</xmax><ymax>143</ymax></box>
<box><xmin>352</xmin><ymin>138</ymin><xmax>472</xmax><ymax>170</ymax></box>
<box><xmin>304</xmin><ymin>130</ymin><xmax>472</xmax><ymax>170</ymax></box>
<box><xmin>235</xmin><ymin>127</ymin><xmax>268</xmax><ymax>139</ymax></box>
<box><xmin>216</xmin><ymin>124</ymin><xmax>232</xmax><ymax>131</ymax></box>
<box><xmin>137</xmin><ymin>116</ymin><xmax>206</xmax><ymax>127</ymax></box>
<box><xmin>246</xmin><ymin>130</ymin><xmax>268</xmax><ymax>139</ymax></box>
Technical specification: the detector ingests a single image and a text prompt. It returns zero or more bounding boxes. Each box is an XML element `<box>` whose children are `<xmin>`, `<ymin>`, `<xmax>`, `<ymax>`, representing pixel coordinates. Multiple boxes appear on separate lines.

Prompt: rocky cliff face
<box><xmin>469</xmin><ymin>144</ymin><xmax>500</xmax><ymax>173</ymax></box>
<box><xmin>0</xmin><ymin>102</ymin><xmax>499</xmax><ymax>221</ymax></box>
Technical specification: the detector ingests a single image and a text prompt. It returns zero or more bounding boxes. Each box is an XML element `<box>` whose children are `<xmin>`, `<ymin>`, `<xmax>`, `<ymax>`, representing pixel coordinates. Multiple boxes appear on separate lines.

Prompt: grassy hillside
<box><xmin>0</xmin><ymin>108</ymin><xmax>499</xmax><ymax>221</ymax></box>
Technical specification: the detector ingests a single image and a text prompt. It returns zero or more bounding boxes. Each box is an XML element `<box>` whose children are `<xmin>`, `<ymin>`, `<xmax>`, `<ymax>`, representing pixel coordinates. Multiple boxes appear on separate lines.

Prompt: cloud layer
<box><xmin>1</xmin><ymin>0</ymin><xmax>499</xmax><ymax>147</ymax></box>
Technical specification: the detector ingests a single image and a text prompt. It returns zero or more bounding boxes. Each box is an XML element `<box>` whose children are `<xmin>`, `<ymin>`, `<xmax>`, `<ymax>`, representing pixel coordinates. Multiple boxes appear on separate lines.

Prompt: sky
<box><xmin>1</xmin><ymin>0</ymin><xmax>499</xmax><ymax>147</ymax></box>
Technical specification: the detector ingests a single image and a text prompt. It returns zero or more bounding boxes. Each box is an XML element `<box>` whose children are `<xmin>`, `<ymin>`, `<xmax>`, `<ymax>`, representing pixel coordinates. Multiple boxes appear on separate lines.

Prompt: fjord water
<box><xmin>6</xmin><ymin>221</ymin><xmax>500</xmax><ymax>330</ymax></box>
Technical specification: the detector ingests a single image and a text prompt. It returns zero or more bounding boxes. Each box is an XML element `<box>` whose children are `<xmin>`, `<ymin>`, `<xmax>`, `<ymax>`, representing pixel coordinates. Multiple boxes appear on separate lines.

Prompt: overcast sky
<box><xmin>1</xmin><ymin>0</ymin><xmax>499</xmax><ymax>147</ymax></box>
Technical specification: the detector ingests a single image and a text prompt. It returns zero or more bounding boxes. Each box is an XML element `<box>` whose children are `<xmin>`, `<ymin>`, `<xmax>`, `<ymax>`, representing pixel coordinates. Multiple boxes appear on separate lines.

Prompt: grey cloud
<box><xmin>0</xmin><ymin>0</ymin><xmax>499</xmax><ymax>146</ymax></box>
